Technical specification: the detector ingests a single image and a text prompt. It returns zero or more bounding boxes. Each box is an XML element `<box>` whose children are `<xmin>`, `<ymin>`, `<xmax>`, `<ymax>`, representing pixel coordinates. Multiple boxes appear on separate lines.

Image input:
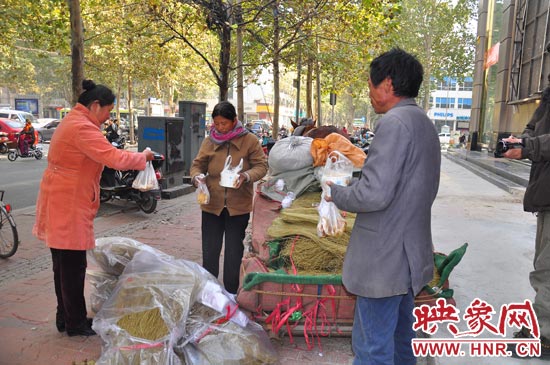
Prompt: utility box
<box><xmin>179</xmin><ymin>101</ymin><xmax>206</xmax><ymax>177</ymax></box>
<box><xmin>138</xmin><ymin>116</ymin><xmax>185</xmax><ymax>190</ymax></box>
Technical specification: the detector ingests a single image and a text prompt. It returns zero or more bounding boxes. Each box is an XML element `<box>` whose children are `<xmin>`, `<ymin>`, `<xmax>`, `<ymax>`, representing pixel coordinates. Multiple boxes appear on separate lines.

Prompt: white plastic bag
<box><xmin>320</xmin><ymin>150</ymin><xmax>353</xmax><ymax>197</ymax></box>
<box><xmin>219</xmin><ymin>155</ymin><xmax>243</xmax><ymax>188</ymax></box>
<box><xmin>132</xmin><ymin>161</ymin><xmax>159</xmax><ymax>191</ymax></box>
<box><xmin>317</xmin><ymin>197</ymin><xmax>346</xmax><ymax>237</ymax></box>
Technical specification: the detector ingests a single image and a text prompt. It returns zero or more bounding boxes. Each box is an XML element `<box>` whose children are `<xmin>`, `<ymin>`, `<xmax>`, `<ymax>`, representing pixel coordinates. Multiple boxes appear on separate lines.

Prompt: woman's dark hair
<box><xmin>212</xmin><ymin>101</ymin><xmax>237</xmax><ymax>120</ymax></box>
<box><xmin>77</xmin><ymin>79</ymin><xmax>116</xmax><ymax>107</ymax></box>
<box><xmin>369</xmin><ymin>48</ymin><xmax>423</xmax><ymax>98</ymax></box>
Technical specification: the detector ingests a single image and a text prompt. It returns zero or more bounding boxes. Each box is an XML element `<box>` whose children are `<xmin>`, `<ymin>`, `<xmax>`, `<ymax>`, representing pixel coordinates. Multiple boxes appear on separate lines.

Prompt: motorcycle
<box><xmin>7</xmin><ymin>134</ymin><xmax>43</xmax><ymax>161</ymax></box>
<box><xmin>99</xmin><ymin>151</ymin><xmax>165</xmax><ymax>214</ymax></box>
<box><xmin>0</xmin><ymin>132</ymin><xmax>9</xmax><ymax>154</ymax></box>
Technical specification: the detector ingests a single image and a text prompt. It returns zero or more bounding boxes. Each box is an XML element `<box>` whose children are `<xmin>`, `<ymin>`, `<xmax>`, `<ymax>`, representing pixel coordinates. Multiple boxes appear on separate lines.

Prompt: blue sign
<box><xmin>143</xmin><ymin>127</ymin><xmax>165</xmax><ymax>141</ymax></box>
<box><xmin>434</xmin><ymin>112</ymin><xmax>454</xmax><ymax>118</ymax></box>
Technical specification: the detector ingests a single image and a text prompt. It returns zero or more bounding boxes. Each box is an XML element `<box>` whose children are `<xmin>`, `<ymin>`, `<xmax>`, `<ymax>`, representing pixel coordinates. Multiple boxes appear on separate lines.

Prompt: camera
<box><xmin>494</xmin><ymin>140</ymin><xmax>523</xmax><ymax>158</ymax></box>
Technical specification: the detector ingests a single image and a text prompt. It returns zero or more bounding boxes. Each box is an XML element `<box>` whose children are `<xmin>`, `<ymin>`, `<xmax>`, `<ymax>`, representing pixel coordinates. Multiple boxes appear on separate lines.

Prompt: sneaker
<box><xmin>507</xmin><ymin>327</ymin><xmax>550</xmax><ymax>360</ymax></box>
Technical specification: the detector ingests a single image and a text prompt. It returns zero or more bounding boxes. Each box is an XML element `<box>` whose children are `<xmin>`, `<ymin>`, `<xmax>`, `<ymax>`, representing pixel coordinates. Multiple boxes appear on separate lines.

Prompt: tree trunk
<box><xmin>68</xmin><ymin>0</ymin><xmax>84</xmax><ymax>106</ymax></box>
<box><xmin>235</xmin><ymin>0</ymin><xmax>244</xmax><ymax>121</ymax></box>
<box><xmin>306</xmin><ymin>59</ymin><xmax>313</xmax><ymax>118</ymax></box>
<box><xmin>271</xmin><ymin>0</ymin><xmax>281</xmax><ymax>136</ymax></box>
<box><xmin>127</xmin><ymin>77</ymin><xmax>135</xmax><ymax>144</ymax></box>
<box><xmin>218</xmin><ymin>25</ymin><xmax>231</xmax><ymax>101</ymax></box>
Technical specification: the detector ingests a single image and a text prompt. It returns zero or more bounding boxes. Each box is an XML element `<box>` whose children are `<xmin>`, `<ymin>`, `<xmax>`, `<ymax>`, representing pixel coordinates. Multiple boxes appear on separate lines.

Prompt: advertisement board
<box><xmin>15</xmin><ymin>98</ymin><xmax>39</xmax><ymax>116</ymax></box>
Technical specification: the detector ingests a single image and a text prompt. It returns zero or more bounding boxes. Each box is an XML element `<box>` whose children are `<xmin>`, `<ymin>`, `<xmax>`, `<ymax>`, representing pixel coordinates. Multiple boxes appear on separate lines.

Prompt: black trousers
<box><xmin>201</xmin><ymin>208</ymin><xmax>250</xmax><ymax>294</ymax></box>
<box><xmin>50</xmin><ymin>248</ymin><xmax>88</xmax><ymax>330</ymax></box>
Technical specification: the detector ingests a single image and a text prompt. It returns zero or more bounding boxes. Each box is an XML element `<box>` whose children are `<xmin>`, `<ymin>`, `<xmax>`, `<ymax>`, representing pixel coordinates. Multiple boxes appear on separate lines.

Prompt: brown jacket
<box><xmin>190</xmin><ymin>133</ymin><xmax>267</xmax><ymax>216</ymax></box>
<box><xmin>33</xmin><ymin>103</ymin><xmax>146</xmax><ymax>250</ymax></box>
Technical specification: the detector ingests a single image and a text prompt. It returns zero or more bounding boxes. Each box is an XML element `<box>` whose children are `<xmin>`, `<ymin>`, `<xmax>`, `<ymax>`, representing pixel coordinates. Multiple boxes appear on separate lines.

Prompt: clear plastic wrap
<box><xmin>92</xmin><ymin>242</ymin><xmax>256</xmax><ymax>365</ymax></box>
<box><xmin>317</xmin><ymin>196</ymin><xmax>346</xmax><ymax>237</ymax></box>
<box><xmin>88</xmin><ymin>237</ymin><xmax>171</xmax><ymax>276</ymax></box>
<box><xmin>176</xmin><ymin>304</ymin><xmax>278</xmax><ymax>365</ymax></box>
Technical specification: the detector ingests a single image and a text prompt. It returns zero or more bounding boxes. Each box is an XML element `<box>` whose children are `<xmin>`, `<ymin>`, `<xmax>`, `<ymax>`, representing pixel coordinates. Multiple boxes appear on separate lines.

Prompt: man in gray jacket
<box><xmin>503</xmin><ymin>80</ymin><xmax>550</xmax><ymax>359</ymax></box>
<box><xmin>326</xmin><ymin>48</ymin><xmax>441</xmax><ymax>364</ymax></box>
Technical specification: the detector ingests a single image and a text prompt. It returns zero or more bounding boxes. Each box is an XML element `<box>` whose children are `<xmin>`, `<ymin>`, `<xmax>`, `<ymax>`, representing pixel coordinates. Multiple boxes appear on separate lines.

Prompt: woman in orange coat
<box><xmin>33</xmin><ymin>79</ymin><xmax>154</xmax><ymax>337</ymax></box>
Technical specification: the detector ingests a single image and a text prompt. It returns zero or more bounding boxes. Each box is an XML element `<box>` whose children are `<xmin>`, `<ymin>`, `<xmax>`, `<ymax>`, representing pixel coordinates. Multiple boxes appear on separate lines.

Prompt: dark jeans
<box><xmin>50</xmin><ymin>248</ymin><xmax>88</xmax><ymax>330</ymax></box>
<box><xmin>201</xmin><ymin>208</ymin><xmax>250</xmax><ymax>294</ymax></box>
<box><xmin>352</xmin><ymin>289</ymin><xmax>416</xmax><ymax>365</ymax></box>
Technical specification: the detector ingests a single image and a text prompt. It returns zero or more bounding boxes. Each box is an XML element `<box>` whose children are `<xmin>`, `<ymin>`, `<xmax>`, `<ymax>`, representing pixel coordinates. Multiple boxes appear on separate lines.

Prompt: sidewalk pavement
<box><xmin>0</xmin><ymin>149</ymin><xmax>543</xmax><ymax>365</ymax></box>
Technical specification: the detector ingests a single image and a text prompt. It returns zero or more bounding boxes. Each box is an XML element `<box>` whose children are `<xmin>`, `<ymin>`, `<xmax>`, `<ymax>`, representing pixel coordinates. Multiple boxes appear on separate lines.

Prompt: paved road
<box><xmin>0</xmin><ymin>143</ymin><xmax>49</xmax><ymax>210</ymax></box>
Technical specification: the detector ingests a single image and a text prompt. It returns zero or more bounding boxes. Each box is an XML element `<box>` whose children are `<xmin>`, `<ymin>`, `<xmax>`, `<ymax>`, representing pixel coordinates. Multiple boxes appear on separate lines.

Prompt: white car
<box><xmin>438</xmin><ymin>133</ymin><xmax>451</xmax><ymax>144</ymax></box>
<box><xmin>0</xmin><ymin>109</ymin><xmax>38</xmax><ymax>125</ymax></box>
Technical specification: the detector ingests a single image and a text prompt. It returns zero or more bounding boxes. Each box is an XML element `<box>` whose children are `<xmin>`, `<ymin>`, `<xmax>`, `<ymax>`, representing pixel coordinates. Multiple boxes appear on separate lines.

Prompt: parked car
<box><xmin>0</xmin><ymin>117</ymin><xmax>24</xmax><ymax>148</ymax></box>
<box><xmin>35</xmin><ymin>117</ymin><xmax>58</xmax><ymax>129</ymax></box>
<box><xmin>248</xmin><ymin>120</ymin><xmax>271</xmax><ymax>137</ymax></box>
<box><xmin>0</xmin><ymin>109</ymin><xmax>38</xmax><ymax>125</ymax></box>
<box><xmin>37</xmin><ymin>119</ymin><xmax>60</xmax><ymax>142</ymax></box>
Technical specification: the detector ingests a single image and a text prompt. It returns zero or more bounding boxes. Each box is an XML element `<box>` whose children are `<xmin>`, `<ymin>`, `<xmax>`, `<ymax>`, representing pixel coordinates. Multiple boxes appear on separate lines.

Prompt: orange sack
<box><xmin>311</xmin><ymin>132</ymin><xmax>366</xmax><ymax>168</ymax></box>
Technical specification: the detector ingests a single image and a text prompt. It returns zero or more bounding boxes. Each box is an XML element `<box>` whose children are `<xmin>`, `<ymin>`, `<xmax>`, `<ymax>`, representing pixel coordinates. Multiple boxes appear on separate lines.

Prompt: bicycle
<box><xmin>0</xmin><ymin>190</ymin><xmax>19</xmax><ymax>258</ymax></box>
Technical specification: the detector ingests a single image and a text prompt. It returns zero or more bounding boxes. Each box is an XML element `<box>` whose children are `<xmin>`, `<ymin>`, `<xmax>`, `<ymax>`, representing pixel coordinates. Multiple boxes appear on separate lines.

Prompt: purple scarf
<box><xmin>209</xmin><ymin>120</ymin><xmax>249</xmax><ymax>144</ymax></box>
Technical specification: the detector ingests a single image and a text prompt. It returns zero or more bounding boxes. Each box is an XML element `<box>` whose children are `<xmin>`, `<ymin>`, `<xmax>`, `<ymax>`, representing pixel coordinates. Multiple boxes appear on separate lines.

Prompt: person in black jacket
<box><xmin>503</xmin><ymin>78</ymin><xmax>550</xmax><ymax>359</ymax></box>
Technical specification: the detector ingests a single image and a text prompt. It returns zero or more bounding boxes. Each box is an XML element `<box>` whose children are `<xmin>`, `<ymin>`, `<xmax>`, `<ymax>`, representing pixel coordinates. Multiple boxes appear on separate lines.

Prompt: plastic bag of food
<box><xmin>219</xmin><ymin>155</ymin><xmax>243</xmax><ymax>188</ymax></box>
<box><xmin>319</xmin><ymin>150</ymin><xmax>353</xmax><ymax>197</ymax></box>
<box><xmin>317</xmin><ymin>197</ymin><xmax>346</xmax><ymax>237</ymax></box>
<box><xmin>195</xmin><ymin>174</ymin><xmax>210</xmax><ymax>205</ymax></box>
<box><xmin>132</xmin><ymin>160</ymin><xmax>159</xmax><ymax>192</ymax></box>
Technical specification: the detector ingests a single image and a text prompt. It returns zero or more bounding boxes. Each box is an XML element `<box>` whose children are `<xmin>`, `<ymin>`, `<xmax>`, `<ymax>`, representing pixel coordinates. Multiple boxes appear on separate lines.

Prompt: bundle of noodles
<box><xmin>266</xmin><ymin>192</ymin><xmax>356</xmax><ymax>274</ymax></box>
<box><xmin>177</xmin><ymin>303</ymin><xmax>278</xmax><ymax>365</ymax></box>
<box><xmin>94</xmin><ymin>251</ymin><xmax>200</xmax><ymax>365</ymax></box>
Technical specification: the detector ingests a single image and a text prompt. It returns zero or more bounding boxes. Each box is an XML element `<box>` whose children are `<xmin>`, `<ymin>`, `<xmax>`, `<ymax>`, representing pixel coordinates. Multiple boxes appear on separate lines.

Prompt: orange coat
<box><xmin>33</xmin><ymin>103</ymin><xmax>146</xmax><ymax>250</ymax></box>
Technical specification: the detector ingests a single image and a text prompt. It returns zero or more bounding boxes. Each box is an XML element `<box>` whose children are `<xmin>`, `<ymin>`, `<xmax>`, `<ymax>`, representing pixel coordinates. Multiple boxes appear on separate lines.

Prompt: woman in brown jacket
<box><xmin>33</xmin><ymin>80</ymin><xmax>154</xmax><ymax>336</ymax></box>
<box><xmin>190</xmin><ymin>101</ymin><xmax>268</xmax><ymax>294</ymax></box>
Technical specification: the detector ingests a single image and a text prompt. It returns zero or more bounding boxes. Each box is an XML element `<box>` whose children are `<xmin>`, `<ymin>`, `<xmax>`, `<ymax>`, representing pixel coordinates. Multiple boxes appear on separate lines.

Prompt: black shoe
<box><xmin>66</xmin><ymin>319</ymin><xmax>96</xmax><ymax>337</ymax></box>
<box><xmin>56</xmin><ymin>316</ymin><xmax>93</xmax><ymax>333</ymax></box>
<box><xmin>507</xmin><ymin>327</ymin><xmax>550</xmax><ymax>360</ymax></box>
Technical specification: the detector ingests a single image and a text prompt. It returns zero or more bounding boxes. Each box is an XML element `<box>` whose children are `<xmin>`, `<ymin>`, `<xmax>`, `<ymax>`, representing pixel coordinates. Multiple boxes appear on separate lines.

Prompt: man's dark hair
<box><xmin>369</xmin><ymin>48</ymin><xmax>423</xmax><ymax>98</ymax></box>
<box><xmin>77</xmin><ymin>79</ymin><xmax>116</xmax><ymax>107</ymax></box>
<box><xmin>212</xmin><ymin>101</ymin><xmax>237</xmax><ymax>120</ymax></box>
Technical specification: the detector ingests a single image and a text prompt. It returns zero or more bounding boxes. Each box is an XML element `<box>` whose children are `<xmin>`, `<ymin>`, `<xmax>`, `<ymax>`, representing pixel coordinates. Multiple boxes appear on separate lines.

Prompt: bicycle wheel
<box><xmin>0</xmin><ymin>207</ymin><xmax>19</xmax><ymax>258</ymax></box>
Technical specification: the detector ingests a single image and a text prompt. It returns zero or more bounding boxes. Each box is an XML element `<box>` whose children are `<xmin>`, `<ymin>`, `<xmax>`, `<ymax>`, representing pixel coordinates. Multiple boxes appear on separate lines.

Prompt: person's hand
<box><xmin>503</xmin><ymin>148</ymin><xmax>523</xmax><ymax>160</ymax></box>
<box><xmin>193</xmin><ymin>174</ymin><xmax>206</xmax><ymax>188</ymax></box>
<box><xmin>235</xmin><ymin>173</ymin><xmax>247</xmax><ymax>189</ymax></box>
<box><xmin>501</xmin><ymin>135</ymin><xmax>522</xmax><ymax>144</ymax></box>
<box><xmin>143</xmin><ymin>149</ymin><xmax>155</xmax><ymax>161</ymax></box>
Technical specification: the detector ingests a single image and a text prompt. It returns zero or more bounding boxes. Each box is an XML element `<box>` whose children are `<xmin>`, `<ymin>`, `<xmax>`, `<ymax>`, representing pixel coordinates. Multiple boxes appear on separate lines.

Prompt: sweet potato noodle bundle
<box><xmin>267</xmin><ymin>193</ymin><xmax>356</xmax><ymax>274</ymax></box>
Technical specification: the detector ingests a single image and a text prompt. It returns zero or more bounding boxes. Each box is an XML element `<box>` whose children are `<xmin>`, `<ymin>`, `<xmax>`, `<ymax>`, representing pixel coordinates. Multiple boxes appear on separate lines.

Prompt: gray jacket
<box><xmin>330</xmin><ymin>98</ymin><xmax>441</xmax><ymax>298</ymax></box>
<box><xmin>520</xmin><ymin>99</ymin><xmax>550</xmax><ymax>212</ymax></box>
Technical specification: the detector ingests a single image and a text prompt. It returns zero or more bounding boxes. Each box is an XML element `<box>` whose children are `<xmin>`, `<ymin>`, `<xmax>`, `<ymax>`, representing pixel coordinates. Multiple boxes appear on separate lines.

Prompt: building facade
<box><xmin>428</xmin><ymin>77</ymin><xmax>473</xmax><ymax>135</ymax></box>
<box><xmin>471</xmin><ymin>0</ymin><xmax>550</xmax><ymax>151</ymax></box>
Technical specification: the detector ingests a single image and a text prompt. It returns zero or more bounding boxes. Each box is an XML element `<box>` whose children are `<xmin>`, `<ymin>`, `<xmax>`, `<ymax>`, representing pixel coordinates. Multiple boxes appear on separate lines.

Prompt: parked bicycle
<box><xmin>0</xmin><ymin>190</ymin><xmax>19</xmax><ymax>258</ymax></box>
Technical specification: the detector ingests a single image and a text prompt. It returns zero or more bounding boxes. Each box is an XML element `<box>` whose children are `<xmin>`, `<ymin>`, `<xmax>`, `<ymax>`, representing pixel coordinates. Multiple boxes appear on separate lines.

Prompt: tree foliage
<box><xmin>0</xmin><ymin>0</ymin><xmax>476</xmax><ymax>122</ymax></box>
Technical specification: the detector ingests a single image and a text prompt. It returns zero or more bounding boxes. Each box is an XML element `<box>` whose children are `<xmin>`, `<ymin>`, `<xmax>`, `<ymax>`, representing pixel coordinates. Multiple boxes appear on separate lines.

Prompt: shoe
<box><xmin>65</xmin><ymin>319</ymin><xmax>96</xmax><ymax>337</ymax></box>
<box><xmin>507</xmin><ymin>327</ymin><xmax>550</xmax><ymax>360</ymax></box>
<box><xmin>56</xmin><ymin>315</ymin><xmax>93</xmax><ymax>333</ymax></box>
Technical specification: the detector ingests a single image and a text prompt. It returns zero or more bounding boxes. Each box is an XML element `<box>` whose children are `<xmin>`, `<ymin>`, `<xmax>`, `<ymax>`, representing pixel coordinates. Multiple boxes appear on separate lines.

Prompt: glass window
<box><xmin>458</xmin><ymin>98</ymin><xmax>472</xmax><ymax>109</ymax></box>
<box><xmin>435</xmin><ymin>97</ymin><xmax>456</xmax><ymax>108</ymax></box>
